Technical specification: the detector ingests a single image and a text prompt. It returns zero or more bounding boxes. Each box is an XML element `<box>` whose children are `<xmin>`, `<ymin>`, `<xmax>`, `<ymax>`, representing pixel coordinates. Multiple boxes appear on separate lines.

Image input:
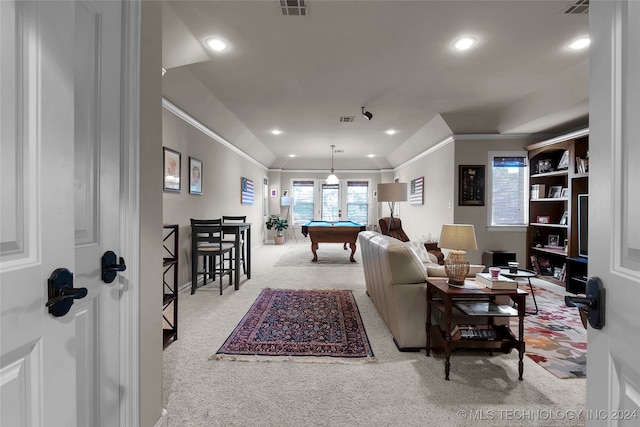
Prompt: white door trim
<box><xmin>120</xmin><ymin>1</ymin><xmax>141</xmax><ymax>425</ymax></box>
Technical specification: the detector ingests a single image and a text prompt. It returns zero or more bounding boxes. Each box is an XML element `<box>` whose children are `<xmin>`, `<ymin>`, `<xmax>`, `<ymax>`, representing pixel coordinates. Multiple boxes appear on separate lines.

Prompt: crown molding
<box><xmin>162</xmin><ymin>98</ymin><xmax>268</xmax><ymax>171</ymax></box>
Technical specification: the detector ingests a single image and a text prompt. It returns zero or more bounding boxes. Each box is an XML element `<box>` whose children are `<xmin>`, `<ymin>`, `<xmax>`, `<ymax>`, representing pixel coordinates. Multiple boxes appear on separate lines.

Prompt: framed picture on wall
<box><xmin>189</xmin><ymin>157</ymin><xmax>202</xmax><ymax>195</ymax></box>
<box><xmin>163</xmin><ymin>147</ymin><xmax>181</xmax><ymax>192</ymax></box>
<box><xmin>459</xmin><ymin>165</ymin><xmax>485</xmax><ymax>206</ymax></box>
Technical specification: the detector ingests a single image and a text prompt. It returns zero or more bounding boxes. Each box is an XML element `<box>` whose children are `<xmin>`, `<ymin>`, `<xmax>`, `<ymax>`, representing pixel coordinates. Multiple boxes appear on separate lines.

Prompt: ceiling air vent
<box><xmin>339</xmin><ymin>116</ymin><xmax>355</xmax><ymax>123</ymax></box>
<box><xmin>279</xmin><ymin>0</ymin><xmax>307</xmax><ymax>16</ymax></box>
<box><xmin>563</xmin><ymin>0</ymin><xmax>589</xmax><ymax>14</ymax></box>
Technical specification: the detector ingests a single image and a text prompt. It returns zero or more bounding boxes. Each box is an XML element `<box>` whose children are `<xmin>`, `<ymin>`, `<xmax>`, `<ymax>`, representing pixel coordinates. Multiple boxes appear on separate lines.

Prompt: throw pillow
<box><xmin>405</xmin><ymin>241</ymin><xmax>431</xmax><ymax>263</ymax></box>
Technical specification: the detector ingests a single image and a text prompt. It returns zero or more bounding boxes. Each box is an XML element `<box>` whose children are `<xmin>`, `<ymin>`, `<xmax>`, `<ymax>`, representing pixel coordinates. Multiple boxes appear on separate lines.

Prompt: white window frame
<box><xmin>487</xmin><ymin>151</ymin><xmax>529</xmax><ymax>232</ymax></box>
<box><xmin>289</xmin><ymin>178</ymin><xmax>372</xmax><ymax>225</ymax></box>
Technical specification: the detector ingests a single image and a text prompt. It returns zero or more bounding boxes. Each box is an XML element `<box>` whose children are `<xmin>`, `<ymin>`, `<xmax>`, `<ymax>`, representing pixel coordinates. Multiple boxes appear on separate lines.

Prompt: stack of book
<box><xmin>530</xmin><ymin>184</ymin><xmax>546</xmax><ymax>199</ymax></box>
<box><xmin>475</xmin><ymin>272</ymin><xmax>518</xmax><ymax>290</ymax></box>
<box><xmin>451</xmin><ymin>324</ymin><xmax>497</xmax><ymax>340</ymax></box>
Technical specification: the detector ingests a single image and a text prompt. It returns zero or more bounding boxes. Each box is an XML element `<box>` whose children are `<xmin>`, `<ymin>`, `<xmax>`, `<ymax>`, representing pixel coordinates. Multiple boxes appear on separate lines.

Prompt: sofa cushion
<box><xmin>369</xmin><ymin>236</ymin><xmax>426</xmax><ymax>284</ymax></box>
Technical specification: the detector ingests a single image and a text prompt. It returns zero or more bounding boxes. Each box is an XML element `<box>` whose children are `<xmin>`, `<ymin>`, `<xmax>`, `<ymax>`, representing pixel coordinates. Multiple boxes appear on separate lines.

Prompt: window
<box><xmin>292</xmin><ymin>180</ymin><xmax>314</xmax><ymax>225</ymax></box>
<box><xmin>346</xmin><ymin>181</ymin><xmax>369</xmax><ymax>225</ymax></box>
<box><xmin>488</xmin><ymin>152</ymin><xmax>528</xmax><ymax>228</ymax></box>
<box><xmin>321</xmin><ymin>183</ymin><xmax>339</xmax><ymax>221</ymax></box>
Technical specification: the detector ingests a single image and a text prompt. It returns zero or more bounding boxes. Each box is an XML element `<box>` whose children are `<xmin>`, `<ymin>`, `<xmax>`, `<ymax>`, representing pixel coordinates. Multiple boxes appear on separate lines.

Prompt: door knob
<box><xmin>101</xmin><ymin>250</ymin><xmax>127</xmax><ymax>283</ymax></box>
<box><xmin>565</xmin><ymin>277</ymin><xmax>605</xmax><ymax>329</ymax></box>
<box><xmin>46</xmin><ymin>268</ymin><xmax>88</xmax><ymax>317</ymax></box>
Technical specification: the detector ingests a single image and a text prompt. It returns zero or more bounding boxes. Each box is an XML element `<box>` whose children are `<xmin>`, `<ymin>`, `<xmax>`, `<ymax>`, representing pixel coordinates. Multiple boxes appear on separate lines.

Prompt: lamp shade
<box><xmin>439</xmin><ymin>224</ymin><xmax>478</xmax><ymax>250</ymax></box>
<box><xmin>377</xmin><ymin>183</ymin><xmax>408</xmax><ymax>202</ymax></box>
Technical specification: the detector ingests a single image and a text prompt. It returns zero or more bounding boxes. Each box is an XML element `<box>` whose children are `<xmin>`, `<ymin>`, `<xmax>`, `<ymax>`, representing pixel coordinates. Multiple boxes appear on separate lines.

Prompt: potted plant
<box><xmin>265</xmin><ymin>214</ymin><xmax>288</xmax><ymax>245</ymax></box>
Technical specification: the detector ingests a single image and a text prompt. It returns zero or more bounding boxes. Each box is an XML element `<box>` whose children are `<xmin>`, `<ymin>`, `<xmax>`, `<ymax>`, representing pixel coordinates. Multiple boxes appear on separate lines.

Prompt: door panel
<box><xmin>588</xmin><ymin>1</ymin><xmax>640</xmax><ymax>423</ymax></box>
<box><xmin>1</xmin><ymin>1</ymin><xmax>124</xmax><ymax>425</ymax></box>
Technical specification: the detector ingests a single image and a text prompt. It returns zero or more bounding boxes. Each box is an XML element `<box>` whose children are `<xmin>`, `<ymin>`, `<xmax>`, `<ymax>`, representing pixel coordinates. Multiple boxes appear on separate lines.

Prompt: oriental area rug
<box><xmin>512</xmin><ymin>282</ymin><xmax>587</xmax><ymax>379</ymax></box>
<box><xmin>213</xmin><ymin>289</ymin><xmax>375</xmax><ymax>363</ymax></box>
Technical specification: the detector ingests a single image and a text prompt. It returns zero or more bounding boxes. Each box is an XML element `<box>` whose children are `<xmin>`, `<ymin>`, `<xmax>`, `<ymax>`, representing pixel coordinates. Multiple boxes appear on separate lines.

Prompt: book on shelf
<box><xmin>576</xmin><ymin>157</ymin><xmax>589</xmax><ymax>174</ymax></box>
<box><xmin>530</xmin><ymin>184</ymin><xmax>546</xmax><ymax>199</ymax></box>
<box><xmin>451</xmin><ymin>324</ymin><xmax>497</xmax><ymax>340</ymax></box>
<box><xmin>454</xmin><ymin>301</ymin><xmax>518</xmax><ymax>317</ymax></box>
<box><xmin>475</xmin><ymin>272</ymin><xmax>518</xmax><ymax>290</ymax></box>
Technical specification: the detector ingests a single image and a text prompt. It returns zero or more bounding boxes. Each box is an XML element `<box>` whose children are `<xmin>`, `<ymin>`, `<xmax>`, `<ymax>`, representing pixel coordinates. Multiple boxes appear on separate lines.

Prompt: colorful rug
<box><xmin>512</xmin><ymin>282</ymin><xmax>587</xmax><ymax>379</ymax></box>
<box><xmin>213</xmin><ymin>289</ymin><xmax>374</xmax><ymax>363</ymax></box>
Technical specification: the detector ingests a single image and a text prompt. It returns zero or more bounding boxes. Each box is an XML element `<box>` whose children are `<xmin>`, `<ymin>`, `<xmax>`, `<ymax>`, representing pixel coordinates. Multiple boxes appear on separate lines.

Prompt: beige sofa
<box><xmin>358</xmin><ymin>231</ymin><xmax>485</xmax><ymax>350</ymax></box>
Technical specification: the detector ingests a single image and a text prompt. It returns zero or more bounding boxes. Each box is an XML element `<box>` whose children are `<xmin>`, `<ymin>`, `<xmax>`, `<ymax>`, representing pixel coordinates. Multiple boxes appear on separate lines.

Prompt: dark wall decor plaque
<box><xmin>459</xmin><ymin>165</ymin><xmax>485</xmax><ymax>206</ymax></box>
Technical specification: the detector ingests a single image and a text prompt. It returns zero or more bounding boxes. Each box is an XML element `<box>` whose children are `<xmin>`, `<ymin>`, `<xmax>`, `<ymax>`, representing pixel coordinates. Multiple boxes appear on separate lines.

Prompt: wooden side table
<box><xmin>426</xmin><ymin>279</ymin><xmax>527</xmax><ymax>380</ymax></box>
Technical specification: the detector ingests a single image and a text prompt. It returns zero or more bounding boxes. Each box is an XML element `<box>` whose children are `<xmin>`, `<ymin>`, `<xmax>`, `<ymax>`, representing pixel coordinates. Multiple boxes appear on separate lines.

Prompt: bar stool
<box><xmin>190</xmin><ymin>218</ymin><xmax>235</xmax><ymax>295</ymax></box>
<box><xmin>222</xmin><ymin>215</ymin><xmax>247</xmax><ymax>275</ymax></box>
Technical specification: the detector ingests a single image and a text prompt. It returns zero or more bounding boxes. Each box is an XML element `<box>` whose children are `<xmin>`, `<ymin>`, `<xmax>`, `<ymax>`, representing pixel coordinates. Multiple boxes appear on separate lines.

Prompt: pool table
<box><xmin>301</xmin><ymin>221</ymin><xmax>366</xmax><ymax>262</ymax></box>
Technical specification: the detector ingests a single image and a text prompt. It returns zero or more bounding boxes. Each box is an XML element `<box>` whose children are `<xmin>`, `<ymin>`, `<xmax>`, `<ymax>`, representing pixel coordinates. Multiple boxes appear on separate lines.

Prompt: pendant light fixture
<box><xmin>326</xmin><ymin>145</ymin><xmax>339</xmax><ymax>184</ymax></box>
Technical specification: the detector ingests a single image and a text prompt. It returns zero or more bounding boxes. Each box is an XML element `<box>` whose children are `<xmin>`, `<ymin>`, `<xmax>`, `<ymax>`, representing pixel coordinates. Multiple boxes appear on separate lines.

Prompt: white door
<box><xmin>587</xmin><ymin>1</ymin><xmax>640</xmax><ymax>425</ymax></box>
<box><xmin>1</xmin><ymin>1</ymin><xmax>126</xmax><ymax>425</ymax></box>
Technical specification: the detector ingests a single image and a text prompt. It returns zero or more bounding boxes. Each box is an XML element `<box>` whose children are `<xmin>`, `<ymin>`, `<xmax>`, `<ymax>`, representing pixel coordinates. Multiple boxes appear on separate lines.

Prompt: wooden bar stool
<box><xmin>190</xmin><ymin>219</ymin><xmax>235</xmax><ymax>295</ymax></box>
<box><xmin>222</xmin><ymin>215</ymin><xmax>247</xmax><ymax>275</ymax></box>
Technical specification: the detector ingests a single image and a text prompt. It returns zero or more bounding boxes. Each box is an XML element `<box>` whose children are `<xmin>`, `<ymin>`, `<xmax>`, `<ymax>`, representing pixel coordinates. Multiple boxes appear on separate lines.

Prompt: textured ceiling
<box><xmin>162</xmin><ymin>0</ymin><xmax>589</xmax><ymax>169</ymax></box>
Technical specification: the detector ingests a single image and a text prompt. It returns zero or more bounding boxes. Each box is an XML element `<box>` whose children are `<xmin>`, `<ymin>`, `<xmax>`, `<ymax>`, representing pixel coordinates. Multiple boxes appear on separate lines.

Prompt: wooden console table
<box><xmin>426</xmin><ymin>279</ymin><xmax>527</xmax><ymax>380</ymax></box>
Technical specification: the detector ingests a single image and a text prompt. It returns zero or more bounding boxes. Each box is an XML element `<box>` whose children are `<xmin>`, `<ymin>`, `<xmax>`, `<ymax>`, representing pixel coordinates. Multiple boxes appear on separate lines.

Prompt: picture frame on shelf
<box><xmin>559</xmin><ymin>211</ymin><xmax>569</xmax><ymax>225</ymax></box>
<box><xmin>557</xmin><ymin>150</ymin><xmax>569</xmax><ymax>170</ymax></box>
<box><xmin>458</xmin><ymin>165</ymin><xmax>485</xmax><ymax>206</ymax></box>
<box><xmin>560</xmin><ymin>187</ymin><xmax>569</xmax><ymax>198</ymax></box>
<box><xmin>536</xmin><ymin>215</ymin><xmax>550</xmax><ymax>224</ymax></box>
<box><xmin>163</xmin><ymin>147</ymin><xmax>181</xmax><ymax>192</ymax></box>
<box><xmin>189</xmin><ymin>157</ymin><xmax>202</xmax><ymax>195</ymax></box>
<box><xmin>553</xmin><ymin>266</ymin><xmax>564</xmax><ymax>280</ymax></box>
<box><xmin>548</xmin><ymin>234</ymin><xmax>560</xmax><ymax>247</ymax></box>
<box><xmin>548</xmin><ymin>186</ymin><xmax>562</xmax><ymax>198</ymax></box>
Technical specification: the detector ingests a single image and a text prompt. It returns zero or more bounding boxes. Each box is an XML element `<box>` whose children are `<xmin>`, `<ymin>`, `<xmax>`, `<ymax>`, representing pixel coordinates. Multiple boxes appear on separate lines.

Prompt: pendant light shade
<box><xmin>326</xmin><ymin>145</ymin><xmax>339</xmax><ymax>184</ymax></box>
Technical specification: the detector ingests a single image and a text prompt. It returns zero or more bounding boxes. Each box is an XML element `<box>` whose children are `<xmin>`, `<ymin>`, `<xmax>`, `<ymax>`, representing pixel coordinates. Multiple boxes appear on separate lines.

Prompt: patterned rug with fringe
<box><xmin>213</xmin><ymin>288</ymin><xmax>375</xmax><ymax>363</ymax></box>
<box><xmin>512</xmin><ymin>283</ymin><xmax>587</xmax><ymax>379</ymax></box>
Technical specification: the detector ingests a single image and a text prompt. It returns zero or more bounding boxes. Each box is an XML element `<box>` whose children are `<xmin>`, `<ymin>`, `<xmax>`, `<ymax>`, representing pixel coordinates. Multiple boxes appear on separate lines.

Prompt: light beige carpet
<box><xmin>163</xmin><ymin>240</ymin><xmax>586</xmax><ymax>427</ymax></box>
<box><xmin>273</xmin><ymin>242</ymin><xmax>362</xmax><ymax>267</ymax></box>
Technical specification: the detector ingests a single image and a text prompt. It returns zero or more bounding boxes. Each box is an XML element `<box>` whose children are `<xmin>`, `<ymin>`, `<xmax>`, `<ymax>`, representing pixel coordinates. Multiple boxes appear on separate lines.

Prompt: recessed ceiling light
<box><xmin>205</xmin><ymin>37</ymin><xmax>229</xmax><ymax>52</ymax></box>
<box><xmin>385</xmin><ymin>129</ymin><xmax>397</xmax><ymax>135</ymax></box>
<box><xmin>271</xmin><ymin>129</ymin><xmax>283</xmax><ymax>135</ymax></box>
<box><xmin>367</xmin><ymin>154</ymin><xmax>375</xmax><ymax>158</ymax></box>
<box><xmin>288</xmin><ymin>154</ymin><xmax>296</xmax><ymax>158</ymax></box>
<box><xmin>162</xmin><ymin>67</ymin><xmax>166</xmax><ymax>76</ymax></box>
<box><xmin>568</xmin><ymin>37</ymin><xmax>590</xmax><ymax>50</ymax></box>
<box><xmin>453</xmin><ymin>36</ymin><xmax>477</xmax><ymax>51</ymax></box>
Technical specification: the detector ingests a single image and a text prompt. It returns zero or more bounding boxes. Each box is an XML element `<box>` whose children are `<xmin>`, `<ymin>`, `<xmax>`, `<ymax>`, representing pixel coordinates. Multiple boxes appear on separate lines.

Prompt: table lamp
<box><xmin>439</xmin><ymin>224</ymin><xmax>478</xmax><ymax>286</ymax></box>
<box><xmin>377</xmin><ymin>182</ymin><xmax>407</xmax><ymax>223</ymax></box>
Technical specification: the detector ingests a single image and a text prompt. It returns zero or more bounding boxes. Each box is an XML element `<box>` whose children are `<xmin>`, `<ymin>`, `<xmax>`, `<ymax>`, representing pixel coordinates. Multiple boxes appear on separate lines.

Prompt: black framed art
<box><xmin>163</xmin><ymin>147</ymin><xmax>181</xmax><ymax>192</ymax></box>
<box><xmin>459</xmin><ymin>165</ymin><xmax>485</xmax><ymax>206</ymax></box>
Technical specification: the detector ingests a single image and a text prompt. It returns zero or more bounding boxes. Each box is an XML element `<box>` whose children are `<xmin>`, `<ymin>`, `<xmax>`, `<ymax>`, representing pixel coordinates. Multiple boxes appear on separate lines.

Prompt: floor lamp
<box><xmin>377</xmin><ymin>182</ymin><xmax>408</xmax><ymax>232</ymax></box>
<box><xmin>281</xmin><ymin>196</ymin><xmax>297</xmax><ymax>242</ymax></box>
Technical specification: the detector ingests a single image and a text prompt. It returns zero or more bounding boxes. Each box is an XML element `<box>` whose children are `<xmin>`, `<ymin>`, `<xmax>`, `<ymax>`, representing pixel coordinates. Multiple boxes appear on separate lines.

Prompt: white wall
<box><xmin>162</xmin><ymin>108</ymin><xmax>268</xmax><ymax>288</ymax></box>
<box><xmin>454</xmin><ymin>137</ymin><xmax>531</xmax><ymax>264</ymax></box>
<box><xmin>139</xmin><ymin>2</ymin><xmax>164</xmax><ymax>426</ymax></box>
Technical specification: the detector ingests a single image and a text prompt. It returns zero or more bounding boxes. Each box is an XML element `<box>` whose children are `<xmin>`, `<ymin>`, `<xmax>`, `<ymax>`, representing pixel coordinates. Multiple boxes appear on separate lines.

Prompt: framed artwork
<box><xmin>163</xmin><ymin>147</ymin><xmax>181</xmax><ymax>192</ymax></box>
<box><xmin>282</xmin><ymin>190</ymin><xmax>289</xmax><ymax>197</ymax></box>
<box><xmin>548</xmin><ymin>234</ymin><xmax>560</xmax><ymax>247</ymax></box>
<box><xmin>241</xmin><ymin>177</ymin><xmax>254</xmax><ymax>205</ymax></box>
<box><xmin>459</xmin><ymin>165</ymin><xmax>485</xmax><ymax>206</ymax></box>
<box><xmin>536</xmin><ymin>215</ymin><xmax>550</xmax><ymax>224</ymax></box>
<box><xmin>548</xmin><ymin>186</ymin><xmax>562</xmax><ymax>198</ymax></box>
<box><xmin>560</xmin><ymin>187</ymin><xmax>570</xmax><ymax>198</ymax></box>
<box><xmin>409</xmin><ymin>177</ymin><xmax>424</xmax><ymax>205</ymax></box>
<box><xmin>270</xmin><ymin>188</ymin><xmax>278</xmax><ymax>198</ymax></box>
<box><xmin>189</xmin><ymin>157</ymin><xmax>202</xmax><ymax>195</ymax></box>
<box><xmin>559</xmin><ymin>211</ymin><xmax>569</xmax><ymax>225</ymax></box>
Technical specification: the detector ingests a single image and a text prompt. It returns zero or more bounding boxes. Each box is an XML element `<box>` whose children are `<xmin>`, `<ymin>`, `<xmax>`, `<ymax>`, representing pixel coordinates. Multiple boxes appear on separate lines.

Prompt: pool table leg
<box><xmin>348</xmin><ymin>241</ymin><xmax>357</xmax><ymax>262</ymax></box>
<box><xmin>311</xmin><ymin>242</ymin><xmax>318</xmax><ymax>262</ymax></box>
